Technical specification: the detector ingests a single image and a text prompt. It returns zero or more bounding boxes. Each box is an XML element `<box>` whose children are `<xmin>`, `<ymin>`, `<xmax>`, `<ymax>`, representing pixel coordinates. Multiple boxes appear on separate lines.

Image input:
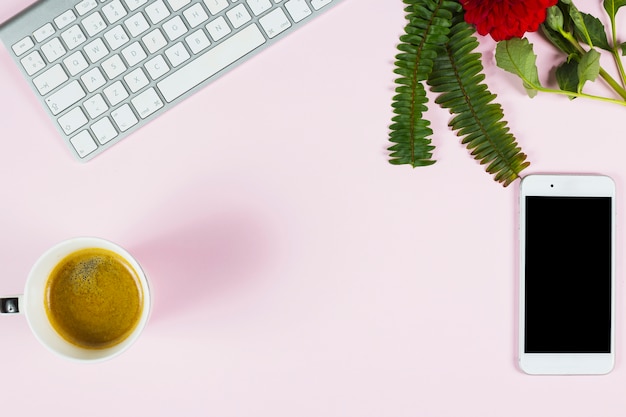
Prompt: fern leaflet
<box><xmin>388</xmin><ymin>0</ymin><xmax>460</xmax><ymax>167</ymax></box>
<box><xmin>427</xmin><ymin>15</ymin><xmax>530</xmax><ymax>186</ymax></box>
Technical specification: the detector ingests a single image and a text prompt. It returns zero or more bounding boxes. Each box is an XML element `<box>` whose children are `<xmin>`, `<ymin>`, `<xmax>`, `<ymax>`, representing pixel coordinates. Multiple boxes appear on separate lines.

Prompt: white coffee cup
<box><xmin>0</xmin><ymin>237</ymin><xmax>151</xmax><ymax>362</ymax></box>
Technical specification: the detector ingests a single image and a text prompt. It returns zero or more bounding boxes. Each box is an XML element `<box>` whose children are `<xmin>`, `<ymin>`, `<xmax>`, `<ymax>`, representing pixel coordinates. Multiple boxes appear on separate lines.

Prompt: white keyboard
<box><xmin>0</xmin><ymin>0</ymin><xmax>343</xmax><ymax>161</ymax></box>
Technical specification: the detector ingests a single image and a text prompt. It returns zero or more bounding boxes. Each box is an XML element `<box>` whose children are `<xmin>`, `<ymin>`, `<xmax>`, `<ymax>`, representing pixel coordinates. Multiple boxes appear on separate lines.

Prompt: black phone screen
<box><xmin>524</xmin><ymin>196</ymin><xmax>612</xmax><ymax>353</ymax></box>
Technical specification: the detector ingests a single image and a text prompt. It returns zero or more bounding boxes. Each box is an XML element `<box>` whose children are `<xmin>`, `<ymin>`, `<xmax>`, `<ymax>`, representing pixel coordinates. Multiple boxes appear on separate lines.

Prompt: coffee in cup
<box><xmin>1</xmin><ymin>237</ymin><xmax>151</xmax><ymax>362</ymax></box>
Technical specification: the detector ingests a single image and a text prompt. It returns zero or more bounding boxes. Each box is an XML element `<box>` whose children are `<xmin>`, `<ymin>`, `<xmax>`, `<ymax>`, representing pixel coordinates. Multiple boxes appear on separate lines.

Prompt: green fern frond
<box><xmin>427</xmin><ymin>15</ymin><xmax>530</xmax><ymax>186</ymax></box>
<box><xmin>388</xmin><ymin>82</ymin><xmax>434</xmax><ymax>166</ymax></box>
<box><xmin>388</xmin><ymin>0</ymin><xmax>461</xmax><ymax>167</ymax></box>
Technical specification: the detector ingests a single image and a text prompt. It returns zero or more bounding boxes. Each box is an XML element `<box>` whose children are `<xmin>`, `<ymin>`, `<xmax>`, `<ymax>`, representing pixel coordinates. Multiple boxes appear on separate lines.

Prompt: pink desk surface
<box><xmin>2</xmin><ymin>1</ymin><xmax>626</xmax><ymax>415</ymax></box>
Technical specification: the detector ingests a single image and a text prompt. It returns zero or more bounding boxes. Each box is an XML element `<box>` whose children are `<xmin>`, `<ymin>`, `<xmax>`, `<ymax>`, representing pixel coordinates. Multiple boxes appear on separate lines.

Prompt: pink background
<box><xmin>2</xmin><ymin>0</ymin><xmax>626</xmax><ymax>415</ymax></box>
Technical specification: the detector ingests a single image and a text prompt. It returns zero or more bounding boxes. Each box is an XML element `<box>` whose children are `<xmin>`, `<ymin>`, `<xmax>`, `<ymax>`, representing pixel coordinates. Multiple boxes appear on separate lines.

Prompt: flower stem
<box><xmin>599</xmin><ymin>67</ymin><xmax>626</xmax><ymax>100</ymax></box>
<box><xmin>609</xmin><ymin>13</ymin><xmax>626</xmax><ymax>88</ymax></box>
<box><xmin>611</xmin><ymin>49</ymin><xmax>626</xmax><ymax>88</ymax></box>
<box><xmin>560</xmin><ymin>30</ymin><xmax>626</xmax><ymax>101</ymax></box>
<box><xmin>537</xmin><ymin>85</ymin><xmax>626</xmax><ymax>106</ymax></box>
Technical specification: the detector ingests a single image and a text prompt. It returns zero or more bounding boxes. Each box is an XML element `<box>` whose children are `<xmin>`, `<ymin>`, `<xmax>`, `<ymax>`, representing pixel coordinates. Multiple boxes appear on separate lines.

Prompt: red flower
<box><xmin>461</xmin><ymin>0</ymin><xmax>558</xmax><ymax>41</ymax></box>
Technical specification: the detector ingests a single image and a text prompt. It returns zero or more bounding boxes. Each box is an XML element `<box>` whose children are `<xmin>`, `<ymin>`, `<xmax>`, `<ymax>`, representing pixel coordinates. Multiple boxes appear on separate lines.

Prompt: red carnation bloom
<box><xmin>461</xmin><ymin>0</ymin><xmax>558</xmax><ymax>41</ymax></box>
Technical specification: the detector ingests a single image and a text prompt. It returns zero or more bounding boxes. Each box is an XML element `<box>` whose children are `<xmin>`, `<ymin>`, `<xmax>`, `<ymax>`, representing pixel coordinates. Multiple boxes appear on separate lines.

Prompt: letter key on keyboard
<box><xmin>0</xmin><ymin>0</ymin><xmax>344</xmax><ymax>161</ymax></box>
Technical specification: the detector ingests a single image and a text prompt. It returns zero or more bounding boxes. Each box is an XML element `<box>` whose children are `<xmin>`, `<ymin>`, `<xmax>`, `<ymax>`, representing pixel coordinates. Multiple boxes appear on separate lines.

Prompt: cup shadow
<box><xmin>128</xmin><ymin>210</ymin><xmax>275</xmax><ymax>321</ymax></box>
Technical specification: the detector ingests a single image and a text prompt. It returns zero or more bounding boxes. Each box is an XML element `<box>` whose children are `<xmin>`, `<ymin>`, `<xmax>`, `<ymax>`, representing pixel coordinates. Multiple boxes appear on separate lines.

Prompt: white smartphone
<box><xmin>518</xmin><ymin>174</ymin><xmax>616</xmax><ymax>375</ymax></box>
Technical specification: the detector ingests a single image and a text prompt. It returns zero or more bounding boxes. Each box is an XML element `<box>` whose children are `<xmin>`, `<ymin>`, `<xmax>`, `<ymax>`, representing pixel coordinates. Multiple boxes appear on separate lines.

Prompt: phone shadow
<box><xmin>512</xmin><ymin>177</ymin><xmax>521</xmax><ymax>373</ymax></box>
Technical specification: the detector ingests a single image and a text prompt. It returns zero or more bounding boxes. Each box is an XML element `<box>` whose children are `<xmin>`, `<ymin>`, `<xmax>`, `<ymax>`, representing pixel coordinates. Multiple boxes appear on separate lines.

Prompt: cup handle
<box><xmin>0</xmin><ymin>296</ymin><xmax>23</xmax><ymax>314</ymax></box>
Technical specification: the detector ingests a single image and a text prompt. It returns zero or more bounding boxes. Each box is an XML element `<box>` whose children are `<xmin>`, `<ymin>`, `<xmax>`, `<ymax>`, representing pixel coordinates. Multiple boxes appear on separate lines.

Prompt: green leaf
<box><xmin>621</xmin><ymin>41</ymin><xmax>626</xmax><ymax>55</ymax></box>
<box><xmin>556</xmin><ymin>1</ymin><xmax>575</xmax><ymax>32</ymax></box>
<box><xmin>568</xmin><ymin>3</ymin><xmax>592</xmax><ymax>46</ymax></box>
<box><xmin>545</xmin><ymin>5</ymin><xmax>564</xmax><ymax>32</ymax></box>
<box><xmin>427</xmin><ymin>16</ymin><xmax>529</xmax><ymax>186</ymax></box>
<box><xmin>388</xmin><ymin>0</ymin><xmax>461</xmax><ymax>167</ymax></box>
<box><xmin>541</xmin><ymin>24</ymin><xmax>578</xmax><ymax>56</ymax></box>
<box><xmin>578</xmin><ymin>13</ymin><xmax>611</xmax><ymax>50</ymax></box>
<box><xmin>577</xmin><ymin>49</ymin><xmax>601</xmax><ymax>92</ymax></box>
<box><xmin>555</xmin><ymin>59</ymin><xmax>579</xmax><ymax>97</ymax></box>
<box><xmin>603</xmin><ymin>0</ymin><xmax>626</xmax><ymax>20</ymax></box>
<box><xmin>495</xmin><ymin>38</ymin><xmax>541</xmax><ymax>98</ymax></box>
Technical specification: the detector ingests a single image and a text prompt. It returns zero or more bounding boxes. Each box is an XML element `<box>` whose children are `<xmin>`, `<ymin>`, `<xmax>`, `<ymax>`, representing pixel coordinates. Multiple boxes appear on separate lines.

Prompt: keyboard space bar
<box><xmin>157</xmin><ymin>24</ymin><xmax>266</xmax><ymax>103</ymax></box>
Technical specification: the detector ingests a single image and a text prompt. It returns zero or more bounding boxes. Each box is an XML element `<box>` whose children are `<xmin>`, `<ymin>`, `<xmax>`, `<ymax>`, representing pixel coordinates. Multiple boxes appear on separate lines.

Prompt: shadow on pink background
<box><xmin>131</xmin><ymin>208</ymin><xmax>277</xmax><ymax>321</ymax></box>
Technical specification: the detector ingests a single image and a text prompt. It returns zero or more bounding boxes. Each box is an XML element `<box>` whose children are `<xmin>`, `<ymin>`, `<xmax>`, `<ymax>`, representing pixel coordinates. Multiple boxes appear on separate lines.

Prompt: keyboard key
<box><xmin>45</xmin><ymin>80</ymin><xmax>86</xmax><ymax>115</ymax></box>
<box><xmin>82</xmin><ymin>11</ymin><xmax>107</xmax><ymax>36</ymax></box>
<box><xmin>285</xmin><ymin>0</ymin><xmax>312</xmax><ymax>22</ymax></box>
<box><xmin>185</xmin><ymin>29</ymin><xmax>211</xmax><ymax>54</ymax></box>
<box><xmin>226</xmin><ymin>4</ymin><xmax>252</xmax><ymax>28</ymax></box>
<box><xmin>102</xmin><ymin>54</ymin><xmax>127</xmax><ymax>78</ymax></box>
<box><xmin>163</xmin><ymin>16</ymin><xmax>188</xmax><ymax>41</ymax></box>
<box><xmin>246</xmin><ymin>0</ymin><xmax>272</xmax><ymax>16</ymax></box>
<box><xmin>122</xmin><ymin>42</ymin><xmax>148</xmax><ymax>66</ymax></box>
<box><xmin>259</xmin><ymin>7</ymin><xmax>291</xmax><ymax>38</ymax></box>
<box><xmin>54</xmin><ymin>10</ymin><xmax>77</xmax><ymax>29</ymax></box>
<box><xmin>145</xmin><ymin>0</ymin><xmax>170</xmax><ymax>24</ymax></box>
<box><xmin>142</xmin><ymin>28</ymin><xmax>167</xmax><ymax>53</ymax></box>
<box><xmin>61</xmin><ymin>25</ymin><xmax>87</xmax><ymax>49</ymax></box>
<box><xmin>206</xmin><ymin>16</ymin><xmax>231</xmax><ymax>41</ymax></box>
<box><xmin>20</xmin><ymin>50</ymin><xmax>46</xmax><ymax>75</ymax></box>
<box><xmin>12</xmin><ymin>37</ymin><xmax>34</xmax><ymax>56</ymax></box>
<box><xmin>104</xmin><ymin>25</ymin><xmax>130</xmax><ymax>50</ymax></box>
<box><xmin>3</xmin><ymin>0</ymin><xmax>343</xmax><ymax>161</ymax></box>
<box><xmin>131</xmin><ymin>87</ymin><xmax>164</xmax><ymax>118</ymax></box>
<box><xmin>33</xmin><ymin>64</ymin><xmax>68</xmax><ymax>95</ymax></box>
<box><xmin>310</xmin><ymin>0</ymin><xmax>332</xmax><ymax>10</ymax></box>
<box><xmin>104</xmin><ymin>80</ymin><xmax>129</xmax><ymax>105</ymax></box>
<box><xmin>33</xmin><ymin>23</ymin><xmax>56</xmax><ymax>43</ymax></box>
<box><xmin>76</xmin><ymin>0</ymin><xmax>98</xmax><ymax>16</ymax></box>
<box><xmin>165</xmin><ymin>42</ymin><xmax>191</xmax><ymax>67</ymax></box>
<box><xmin>204</xmin><ymin>0</ymin><xmax>229</xmax><ymax>15</ymax></box>
<box><xmin>81</xmin><ymin>67</ymin><xmax>107</xmax><ymax>92</ymax></box>
<box><xmin>70</xmin><ymin>130</ymin><xmax>98</xmax><ymax>158</ymax></box>
<box><xmin>84</xmin><ymin>38</ymin><xmax>109</xmax><ymax>63</ymax></box>
<box><xmin>63</xmin><ymin>51</ymin><xmax>89</xmax><ymax>76</ymax></box>
<box><xmin>83</xmin><ymin>93</ymin><xmax>109</xmax><ymax>117</ymax></box>
<box><xmin>102</xmin><ymin>0</ymin><xmax>128</xmax><ymax>24</ymax></box>
<box><xmin>92</xmin><ymin>117</ymin><xmax>118</xmax><ymax>144</ymax></box>
<box><xmin>111</xmin><ymin>104</ymin><xmax>138</xmax><ymax>131</ymax></box>
<box><xmin>145</xmin><ymin>55</ymin><xmax>170</xmax><ymax>79</ymax></box>
<box><xmin>41</xmin><ymin>38</ymin><xmax>66</xmax><ymax>62</ymax></box>
<box><xmin>124</xmin><ymin>67</ymin><xmax>150</xmax><ymax>92</ymax></box>
<box><xmin>157</xmin><ymin>24</ymin><xmax>265</xmax><ymax>102</ymax></box>
<box><xmin>125</xmin><ymin>12</ymin><xmax>150</xmax><ymax>37</ymax></box>
<box><xmin>165</xmin><ymin>0</ymin><xmax>191</xmax><ymax>11</ymax></box>
<box><xmin>123</xmin><ymin>0</ymin><xmax>148</xmax><ymax>11</ymax></box>
<box><xmin>183</xmin><ymin>3</ymin><xmax>209</xmax><ymax>28</ymax></box>
<box><xmin>58</xmin><ymin>107</ymin><xmax>88</xmax><ymax>134</ymax></box>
